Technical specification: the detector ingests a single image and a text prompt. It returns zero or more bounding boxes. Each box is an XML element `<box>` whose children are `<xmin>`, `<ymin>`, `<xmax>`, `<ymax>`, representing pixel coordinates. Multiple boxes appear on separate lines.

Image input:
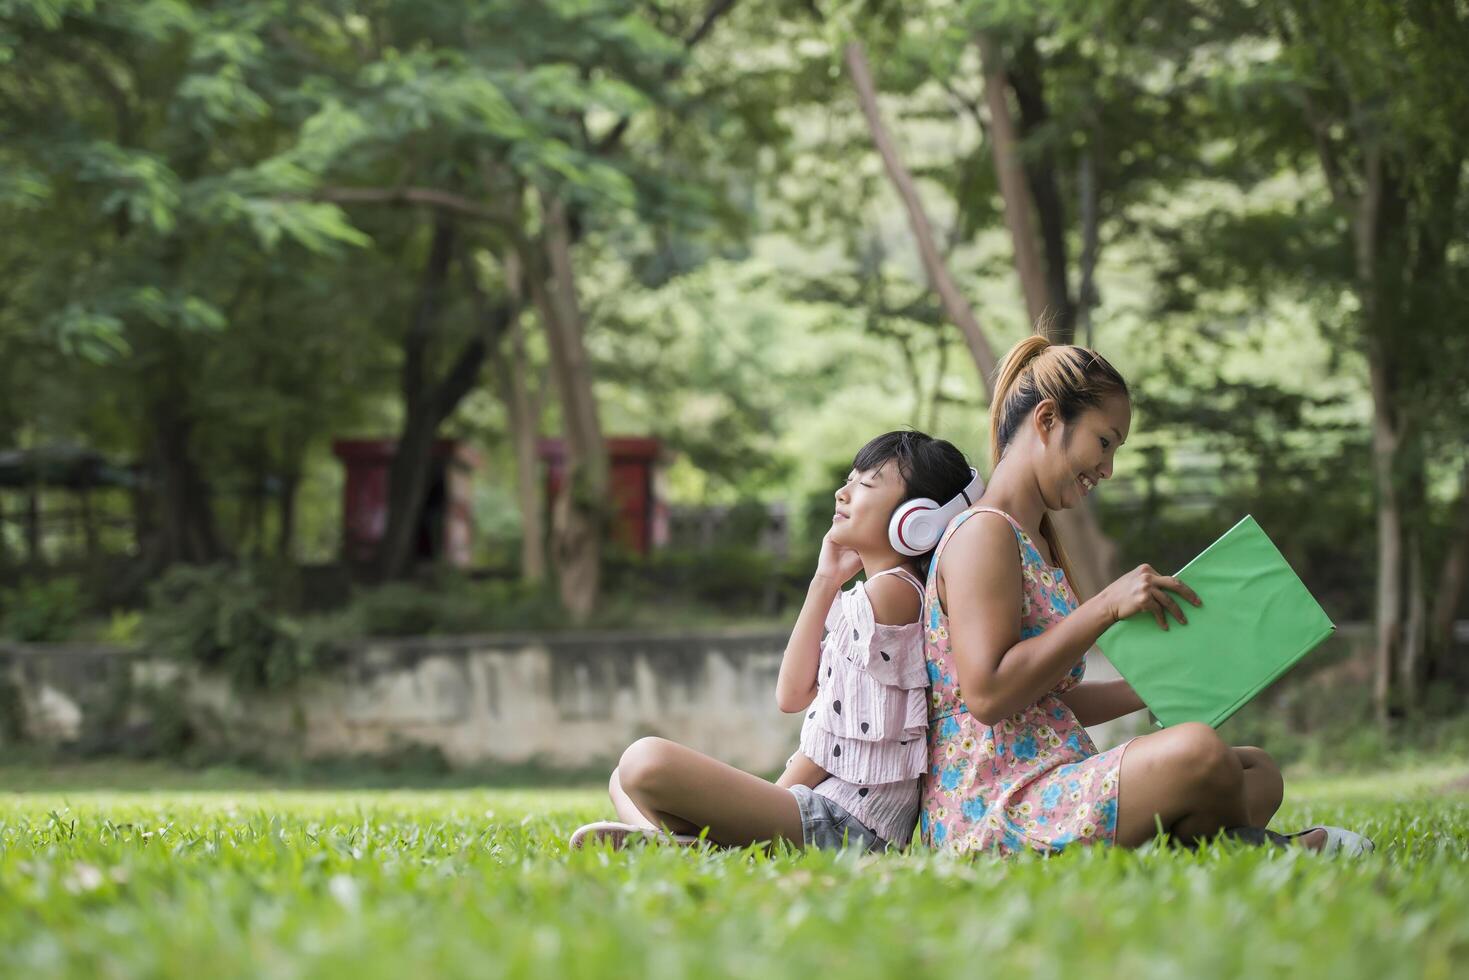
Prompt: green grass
<box><xmin>0</xmin><ymin>761</ymin><xmax>1466</xmax><ymax>979</ymax></box>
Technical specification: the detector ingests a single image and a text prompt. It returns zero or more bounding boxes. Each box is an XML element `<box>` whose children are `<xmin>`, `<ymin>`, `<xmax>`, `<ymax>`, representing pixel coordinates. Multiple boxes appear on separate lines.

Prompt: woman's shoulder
<box><xmin>944</xmin><ymin>508</ymin><xmax>1022</xmax><ymax>565</ymax></box>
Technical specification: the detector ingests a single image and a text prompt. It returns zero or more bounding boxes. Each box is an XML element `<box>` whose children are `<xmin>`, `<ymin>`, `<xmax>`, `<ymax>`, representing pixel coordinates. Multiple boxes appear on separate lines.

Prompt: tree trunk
<box><xmin>374</xmin><ymin>220</ymin><xmax>506</xmax><ymax>581</ymax></box>
<box><xmin>843</xmin><ymin>41</ymin><xmax>1000</xmax><ymax>384</ymax></box>
<box><xmin>1009</xmin><ymin>36</ymin><xmax>1077</xmax><ymax>342</ymax></box>
<box><xmin>530</xmin><ymin>194</ymin><xmax>607</xmax><ymax>622</ymax></box>
<box><xmin>1077</xmin><ymin>148</ymin><xmax>1100</xmax><ymax>350</ymax></box>
<box><xmin>975</xmin><ymin>32</ymin><xmax>1050</xmax><ymax>332</ymax></box>
<box><xmin>149</xmin><ymin>398</ymin><xmax>224</xmax><ymax>565</ymax></box>
<box><xmin>276</xmin><ymin>468</ymin><xmax>299</xmax><ymax>562</ymax></box>
<box><xmin>1429</xmin><ymin>463</ymin><xmax>1469</xmax><ymax>674</ymax></box>
<box><xmin>498</xmin><ymin>317</ymin><xmax>548</xmax><ymax>584</ymax></box>
<box><xmin>375</xmin><ymin>216</ymin><xmax>458</xmax><ymax>581</ymax></box>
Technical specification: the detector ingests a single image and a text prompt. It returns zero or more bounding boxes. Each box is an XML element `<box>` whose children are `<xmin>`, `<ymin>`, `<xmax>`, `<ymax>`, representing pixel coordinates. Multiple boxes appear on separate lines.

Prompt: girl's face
<box><xmin>1036</xmin><ymin>392</ymin><xmax>1132</xmax><ymax>511</ymax></box>
<box><xmin>831</xmin><ymin>460</ymin><xmax>908</xmax><ymax>551</ymax></box>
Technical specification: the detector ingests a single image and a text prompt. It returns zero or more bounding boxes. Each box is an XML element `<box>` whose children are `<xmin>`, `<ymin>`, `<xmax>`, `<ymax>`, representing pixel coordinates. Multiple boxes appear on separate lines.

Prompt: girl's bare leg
<box><xmin>1233</xmin><ymin>746</ymin><xmax>1284</xmax><ymax>828</ymax></box>
<box><xmin>608</xmin><ymin>768</ymin><xmax>659</xmax><ymax>830</ymax></box>
<box><xmin>614</xmin><ymin>737</ymin><xmax>806</xmax><ymax>846</ymax></box>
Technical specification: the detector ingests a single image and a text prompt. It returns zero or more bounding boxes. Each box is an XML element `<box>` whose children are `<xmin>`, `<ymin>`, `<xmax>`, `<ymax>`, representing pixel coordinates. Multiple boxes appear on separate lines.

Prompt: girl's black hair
<box><xmin>851</xmin><ymin>429</ymin><xmax>972</xmax><ymax>576</ymax></box>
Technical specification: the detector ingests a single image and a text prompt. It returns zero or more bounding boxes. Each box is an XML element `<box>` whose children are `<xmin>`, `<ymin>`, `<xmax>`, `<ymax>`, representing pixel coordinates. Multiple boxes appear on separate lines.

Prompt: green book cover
<box><xmin>1095</xmin><ymin>515</ymin><xmax>1335</xmax><ymax>729</ymax></box>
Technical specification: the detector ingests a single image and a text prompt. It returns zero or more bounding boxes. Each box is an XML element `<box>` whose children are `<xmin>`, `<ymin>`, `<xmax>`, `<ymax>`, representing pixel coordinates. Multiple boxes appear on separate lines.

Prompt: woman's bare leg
<box><xmin>615</xmin><ymin>737</ymin><xmax>806</xmax><ymax>846</ymax></box>
<box><xmin>1233</xmin><ymin>746</ymin><xmax>1284</xmax><ymax>828</ymax></box>
<box><xmin>1114</xmin><ymin>724</ymin><xmax>1323</xmax><ymax>849</ymax></box>
<box><xmin>1113</xmin><ymin>722</ymin><xmax>1251</xmax><ymax>846</ymax></box>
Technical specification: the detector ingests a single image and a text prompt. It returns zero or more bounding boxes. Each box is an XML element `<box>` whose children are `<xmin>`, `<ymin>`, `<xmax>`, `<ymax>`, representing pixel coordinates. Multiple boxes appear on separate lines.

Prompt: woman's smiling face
<box><xmin>831</xmin><ymin>460</ymin><xmax>908</xmax><ymax>551</ymax></box>
<box><xmin>1037</xmin><ymin>392</ymin><xmax>1132</xmax><ymax>512</ymax></box>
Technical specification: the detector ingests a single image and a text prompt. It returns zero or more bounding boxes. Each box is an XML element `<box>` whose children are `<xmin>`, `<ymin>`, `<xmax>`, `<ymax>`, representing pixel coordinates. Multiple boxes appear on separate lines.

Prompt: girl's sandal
<box><xmin>568</xmin><ymin>821</ymin><xmax>704</xmax><ymax>851</ymax></box>
<box><xmin>1281</xmin><ymin>825</ymin><xmax>1375</xmax><ymax>856</ymax></box>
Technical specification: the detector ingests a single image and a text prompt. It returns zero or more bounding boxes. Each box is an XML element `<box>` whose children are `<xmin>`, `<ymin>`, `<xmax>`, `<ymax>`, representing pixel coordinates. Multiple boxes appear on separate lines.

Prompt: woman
<box><xmin>920</xmin><ymin>335</ymin><xmax>1370</xmax><ymax>856</ymax></box>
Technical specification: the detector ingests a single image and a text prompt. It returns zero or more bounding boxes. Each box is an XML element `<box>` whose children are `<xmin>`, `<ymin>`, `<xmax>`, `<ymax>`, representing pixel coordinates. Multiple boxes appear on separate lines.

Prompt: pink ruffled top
<box><xmin>797</xmin><ymin>566</ymin><xmax>929</xmax><ymax>844</ymax></box>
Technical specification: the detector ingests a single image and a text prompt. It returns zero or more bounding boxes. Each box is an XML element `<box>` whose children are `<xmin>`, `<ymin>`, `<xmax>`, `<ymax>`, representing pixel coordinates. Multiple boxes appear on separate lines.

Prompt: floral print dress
<box><xmin>919</xmin><ymin>507</ymin><xmax>1133</xmax><ymax>855</ymax></box>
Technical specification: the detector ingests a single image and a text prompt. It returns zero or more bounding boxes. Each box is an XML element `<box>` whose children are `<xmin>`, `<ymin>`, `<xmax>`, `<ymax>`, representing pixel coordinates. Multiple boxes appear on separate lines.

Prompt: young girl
<box><xmin>920</xmin><ymin>335</ymin><xmax>1372</xmax><ymax>856</ymax></box>
<box><xmin>569</xmin><ymin>430</ymin><xmax>976</xmax><ymax>852</ymax></box>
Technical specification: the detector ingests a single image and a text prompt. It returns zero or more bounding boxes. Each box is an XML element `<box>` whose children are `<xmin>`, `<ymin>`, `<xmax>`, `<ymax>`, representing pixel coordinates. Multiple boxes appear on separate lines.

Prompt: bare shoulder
<box><xmin>943</xmin><ymin>510</ymin><xmax>1021</xmax><ymax>580</ymax></box>
<box><xmin>865</xmin><ymin>573</ymin><xmax>922</xmax><ymax>626</ymax></box>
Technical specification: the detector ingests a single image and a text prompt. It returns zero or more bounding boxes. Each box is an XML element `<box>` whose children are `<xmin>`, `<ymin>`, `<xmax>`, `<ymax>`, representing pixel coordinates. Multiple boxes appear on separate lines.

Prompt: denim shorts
<box><xmin>789</xmin><ymin>784</ymin><xmax>888</xmax><ymax>853</ymax></box>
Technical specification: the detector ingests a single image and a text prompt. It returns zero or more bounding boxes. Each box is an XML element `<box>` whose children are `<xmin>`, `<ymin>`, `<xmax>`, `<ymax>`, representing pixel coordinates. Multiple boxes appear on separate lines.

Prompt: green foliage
<box><xmin>140</xmin><ymin>565</ymin><xmax>326</xmax><ymax>691</ymax></box>
<box><xmin>345</xmin><ymin>576</ymin><xmax>566</xmax><ymax>637</ymax></box>
<box><xmin>0</xmin><ymin>769</ymin><xmax>1464</xmax><ymax>977</ymax></box>
<box><xmin>0</xmin><ymin>575</ymin><xmax>86</xmax><ymax>641</ymax></box>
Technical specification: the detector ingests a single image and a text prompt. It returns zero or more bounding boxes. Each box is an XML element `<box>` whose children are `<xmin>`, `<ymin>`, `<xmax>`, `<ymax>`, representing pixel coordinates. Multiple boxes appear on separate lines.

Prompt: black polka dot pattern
<box><xmin>852</xmin><ymin>629</ymin><xmax>859</xmax><ymax>641</ymax></box>
<box><xmin>808</xmin><ymin>711</ymin><xmax>815</xmax><ymax>719</ymax></box>
<box><xmin>858</xmin><ymin>787</ymin><xmax>869</xmax><ymax>797</ymax></box>
<box><xmin>880</xmin><ymin>651</ymin><xmax>891</xmax><ymax>661</ymax></box>
<box><xmin>860</xmin><ymin>722</ymin><xmax>869</xmax><ymax>733</ymax></box>
<box><xmin>833</xmin><ymin>700</ymin><xmax>842</xmax><ymax>715</ymax></box>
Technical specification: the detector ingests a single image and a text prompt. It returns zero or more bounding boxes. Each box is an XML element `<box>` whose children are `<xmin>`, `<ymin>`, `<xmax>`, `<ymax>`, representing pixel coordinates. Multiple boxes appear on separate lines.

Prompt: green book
<box><xmin>1095</xmin><ymin>515</ymin><xmax>1335</xmax><ymax>729</ymax></box>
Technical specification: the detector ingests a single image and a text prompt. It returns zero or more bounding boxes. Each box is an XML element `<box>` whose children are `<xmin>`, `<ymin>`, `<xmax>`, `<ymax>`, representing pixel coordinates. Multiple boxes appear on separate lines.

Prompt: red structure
<box><xmin>332</xmin><ymin>439</ymin><xmax>479</xmax><ymax>566</ymax></box>
<box><xmin>537</xmin><ymin>437</ymin><xmax>664</xmax><ymax>555</ymax></box>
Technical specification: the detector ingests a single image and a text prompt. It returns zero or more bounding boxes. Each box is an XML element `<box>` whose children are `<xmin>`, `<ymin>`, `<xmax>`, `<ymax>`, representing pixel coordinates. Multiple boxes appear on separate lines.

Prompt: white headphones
<box><xmin>887</xmin><ymin>468</ymin><xmax>985</xmax><ymax>557</ymax></box>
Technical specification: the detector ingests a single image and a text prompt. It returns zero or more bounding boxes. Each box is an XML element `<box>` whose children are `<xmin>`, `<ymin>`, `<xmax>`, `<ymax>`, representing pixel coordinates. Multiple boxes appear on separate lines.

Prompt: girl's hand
<box><xmin>1099</xmin><ymin>563</ymin><xmax>1202</xmax><ymax>631</ymax></box>
<box><xmin>814</xmin><ymin>529</ymin><xmax>863</xmax><ymax>584</ymax></box>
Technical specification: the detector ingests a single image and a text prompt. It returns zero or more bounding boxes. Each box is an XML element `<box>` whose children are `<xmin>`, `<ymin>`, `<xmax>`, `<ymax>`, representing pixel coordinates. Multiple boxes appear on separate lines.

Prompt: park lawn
<box><xmin>0</xmin><ymin>761</ymin><xmax>1465</xmax><ymax>979</ymax></box>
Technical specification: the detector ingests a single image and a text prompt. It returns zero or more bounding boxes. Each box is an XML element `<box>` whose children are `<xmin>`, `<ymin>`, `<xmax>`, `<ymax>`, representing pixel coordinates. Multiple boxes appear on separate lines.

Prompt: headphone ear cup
<box><xmin>889</xmin><ymin>498</ymin><xmax>941</xmax><ymax>557</ymax></box>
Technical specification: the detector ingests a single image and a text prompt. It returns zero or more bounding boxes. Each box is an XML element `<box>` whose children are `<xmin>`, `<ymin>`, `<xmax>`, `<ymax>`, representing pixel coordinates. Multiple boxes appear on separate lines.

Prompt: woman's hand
<box><xmin>814</xmin><ymin>529</ymin><xmax>863</xmax><ymax>584</ymax></box>
<box><xmin>1099</xmin><ymin>563</ymin><xmax>1202</xmax><ymax>631</ymax></box>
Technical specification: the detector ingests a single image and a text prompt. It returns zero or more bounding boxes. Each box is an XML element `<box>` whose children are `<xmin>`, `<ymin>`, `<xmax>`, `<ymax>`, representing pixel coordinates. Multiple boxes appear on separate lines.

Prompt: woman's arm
<box><xmin>1058</xmin><ymin>677</ymin><xmax>1145</xmax><ymax>727</ymax></box>
<box><xmin>944</xmin><ymin>515</ymin><xmax>1198</xmax><ymax>724</ymax></box>
<box><xmin>775</xmin><ymin>531</ymin><xmax>860</xmax><ymax>713</ymax></box>
<box><xmin>943</xmin><ymin>514</ymin><xmax>1117</xmax><ymax>724</ymax></box>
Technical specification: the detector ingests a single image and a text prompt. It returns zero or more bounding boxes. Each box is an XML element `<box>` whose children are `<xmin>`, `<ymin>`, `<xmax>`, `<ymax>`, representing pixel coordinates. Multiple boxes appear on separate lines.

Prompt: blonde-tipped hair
<box><xmin>988</xmin><ymin>334</ymin><xmax>1128</xmax><ymax>591</ymax></box>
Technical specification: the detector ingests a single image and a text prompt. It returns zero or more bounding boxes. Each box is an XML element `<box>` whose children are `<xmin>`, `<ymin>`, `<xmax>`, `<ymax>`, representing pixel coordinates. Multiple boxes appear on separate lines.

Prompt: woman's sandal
<box><xmin>1280</xmin><ymin>825</ymin><xmax>1375</xmax><ymax>856</ymax></box>
<box><xmin>567</xmin><ymin>821</ymin><xmax>704</xmax><ymax>851</ymax></box>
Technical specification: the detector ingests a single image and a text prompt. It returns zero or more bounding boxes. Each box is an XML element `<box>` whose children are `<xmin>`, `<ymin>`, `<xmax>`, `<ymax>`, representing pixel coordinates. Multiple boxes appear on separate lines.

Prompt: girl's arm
<box><xmin>775</xmin><ymin>751</ymin><xmax>829</xmax><ymax>789</ymax></box>
<box><xmin>942</xmin><ymin>513</ymin><xmax>1198</xmax><ymax>725</ymax></box>
<box><xmin>1058</xmin><ymin>677</ymin><xmax>1145</xmax><ymax>727</ymax></box>
<box><xmin>775</xmin><ymin>530</ymin><xmax>862</xmax><ymax>713</ymax></box>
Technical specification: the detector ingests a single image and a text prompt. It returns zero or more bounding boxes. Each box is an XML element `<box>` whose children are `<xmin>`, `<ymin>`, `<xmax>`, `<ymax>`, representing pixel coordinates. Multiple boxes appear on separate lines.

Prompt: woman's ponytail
<box><xmin>988</xmin><ymin>335</ymin><xmax>1053</xmax><ymax>470</ymax></box>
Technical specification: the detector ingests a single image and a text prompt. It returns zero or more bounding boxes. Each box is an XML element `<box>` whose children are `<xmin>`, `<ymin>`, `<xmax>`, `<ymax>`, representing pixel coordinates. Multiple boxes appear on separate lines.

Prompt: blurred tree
<box><xmin>0</xmin><ymin>0</ymin><xmax>374</xmax><ymax>569</ymax></box>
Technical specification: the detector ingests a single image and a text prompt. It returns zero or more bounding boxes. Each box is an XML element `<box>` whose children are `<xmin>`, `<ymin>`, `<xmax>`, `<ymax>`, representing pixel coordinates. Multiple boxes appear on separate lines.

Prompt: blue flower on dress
<box><xmin>1012</xmin><ymin>733</ymin><xmax>1039</xmax><ymax>761</ymax></box>
<box><xmin>1055</xmin><ymin>763</ymin><xmax>1079</xmax><ymax>779</ymax></box>
<box><xmin>1049</xmin><ymin>591</ymin><xmax>1072</xmax><ymax>616</ymax></box>
<box><xmin>961</xmin><ymin>798</ymin><xmax>988</xmax><ymax>822</ymax></box>
<box><xmin>941</xmin><ymin>764</ymin><xmax>963</xmax><ymax>791</ymax></box>
<box><xmin>1065</xmin><ymin>733</ymin><xmax>1084</xmax><ymax>754</ymax></box>
<box><xmin>1002</xmin><ymin>827</ymin><xmax>1025</xmax><ymax>853</ymax></box>
<box><xmin>1097</xmin><ymin>798</ymin><xmax>1118</xmax><ymax>832</ymax></box>
<box><xmin>939</xmin><ymin>716</ymin><xmax>961</xmax><ymax>740</ymax></box>
<box><xmin>932</xmin><ymin>820</ymin><xmax>948</xmax><ymax>845</ymax></box>
<box><xmin>920</xmin><ymin>810</ymin><xmax>930</xmax><ymax>837</ymax></box>
<box><xmin>1051</xmin><ymin>831</ymin><xmax>1075</xmax><ymax>850</ymax></box>
<box><xmin>1040</xmin><ymin>783</ymin><xmax>1063</xmax><ymax>810</ymax></box>
<box><xmin>1052</xmin><ymin>707</ymin><xmax>1066</xmax><ymax>720</ymax></box>
<box><xmin>1021</xmin><ymin>625</ymin><xmax>1044</xmax><ymax>640</ymax></box>
<box><xmin>929</xmin><ymin>605</ymin><xmax>942</xmax><ymax>630</ymax></box>
<box><xmin>927</xmin><ymin>661</ymin><xmax>943</xmax><ymax>685</ymax></box>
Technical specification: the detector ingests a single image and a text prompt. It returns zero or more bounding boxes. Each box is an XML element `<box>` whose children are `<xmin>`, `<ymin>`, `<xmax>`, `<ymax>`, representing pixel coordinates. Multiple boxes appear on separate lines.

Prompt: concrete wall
<box><xmin>2</xmin><ymin>625</ymin><xmax>1389</xmax><ymax>773</ymax></box>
